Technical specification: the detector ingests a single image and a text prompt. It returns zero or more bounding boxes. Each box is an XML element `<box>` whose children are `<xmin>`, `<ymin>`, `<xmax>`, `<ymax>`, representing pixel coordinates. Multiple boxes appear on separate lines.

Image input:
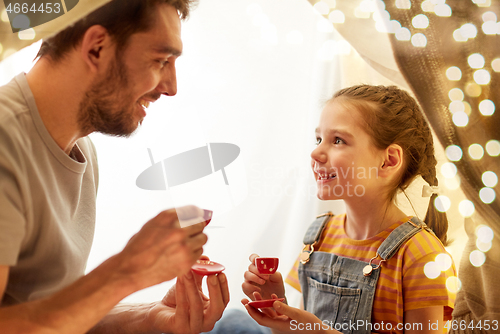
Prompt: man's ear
<box><xmin>379</xmin><ymin>143</ymin><xmax>404</xmax><ymax>178</ymax></box>
<box><xmin>79</xmin><ymin>25</ymin><xmax>112</xmax><ymax>73</ymax></box>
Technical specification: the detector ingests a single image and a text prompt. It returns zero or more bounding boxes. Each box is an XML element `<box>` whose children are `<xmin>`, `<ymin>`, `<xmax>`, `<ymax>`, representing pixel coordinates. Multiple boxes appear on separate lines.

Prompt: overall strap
<box><xmin>299</xmin><ymin>212</ymin><xmax>333</xmax><ymax>264</ymax></box>
<box><xmin>377</xmin><ymin>216</ymin><xmax>433</xmax><ymax>261</ymax></box>
<box><xmin>362</xmin><ymin>217</ymin><xmax>434</xmax><ymax>277</ymax></box>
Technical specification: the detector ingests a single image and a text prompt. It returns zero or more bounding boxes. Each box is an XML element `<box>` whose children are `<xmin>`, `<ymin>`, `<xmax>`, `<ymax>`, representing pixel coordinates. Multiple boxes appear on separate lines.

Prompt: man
<box><xmin>0</xmin><ymin>0</ymin><xmax>229</xmax><ymax>333</ymax></box>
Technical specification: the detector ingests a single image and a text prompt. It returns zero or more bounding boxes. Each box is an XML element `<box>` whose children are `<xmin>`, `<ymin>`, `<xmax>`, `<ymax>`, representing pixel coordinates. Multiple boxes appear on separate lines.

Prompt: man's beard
<box><xmin>78</xmin><ymin>55</ymin><xmax>140</xmax><ymax>137</ymax></box>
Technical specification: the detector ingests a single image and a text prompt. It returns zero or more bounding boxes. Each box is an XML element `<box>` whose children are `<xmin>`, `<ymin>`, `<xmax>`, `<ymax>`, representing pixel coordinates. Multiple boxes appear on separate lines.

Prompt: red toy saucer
<box><xmin>191</xmin><ymin>260</ymin><xmax>225</xmax><ymax>275</ymax></box>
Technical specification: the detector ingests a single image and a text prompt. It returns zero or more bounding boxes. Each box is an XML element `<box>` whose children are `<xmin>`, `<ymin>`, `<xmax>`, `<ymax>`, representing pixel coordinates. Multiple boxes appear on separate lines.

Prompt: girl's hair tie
<box><xmin>422</xmin><ymin>185</ymin><xmax>439</xmax><ymax>197</ymax></box>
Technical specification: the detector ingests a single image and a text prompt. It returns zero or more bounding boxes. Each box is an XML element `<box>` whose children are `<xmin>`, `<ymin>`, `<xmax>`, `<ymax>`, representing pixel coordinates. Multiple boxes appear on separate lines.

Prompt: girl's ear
<box><xmin>379</xmin><ymin>143</ymin><xmax>404</xmax><ymax>178</ymax></box>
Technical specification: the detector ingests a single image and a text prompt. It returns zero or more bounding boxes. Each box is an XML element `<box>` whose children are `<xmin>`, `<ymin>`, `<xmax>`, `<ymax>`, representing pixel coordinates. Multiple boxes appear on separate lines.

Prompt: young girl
<box><xmin>240</xmin><ymin>85</ymin><xmax>456</xmax><ymax>334</ymax></box>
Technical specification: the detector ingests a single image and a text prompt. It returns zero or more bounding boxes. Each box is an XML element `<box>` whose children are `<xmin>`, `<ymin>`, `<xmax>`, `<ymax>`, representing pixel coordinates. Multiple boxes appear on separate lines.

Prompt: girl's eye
<box><xmin>334</xmin><ymin>137</ymin><xmax>345</xmax><ymax>145</ymax></box>
<box><xmin>315</xmin><ymin>137</ymin><xmax>322</xmax><ymax>145</ymax></box>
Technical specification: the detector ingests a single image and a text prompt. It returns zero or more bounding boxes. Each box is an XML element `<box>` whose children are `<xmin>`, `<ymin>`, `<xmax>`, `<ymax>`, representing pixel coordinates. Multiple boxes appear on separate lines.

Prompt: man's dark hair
<box><xmin>36</xmin><ymin>0</ymin><xmax>196</xmax><ymax>61</ymax></box>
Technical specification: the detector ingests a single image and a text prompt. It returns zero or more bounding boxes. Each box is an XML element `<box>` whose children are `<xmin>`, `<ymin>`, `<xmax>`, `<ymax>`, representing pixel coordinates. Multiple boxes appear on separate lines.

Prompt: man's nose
<box><xmin>157</xmin><ymin>66</ymin><xmax>177</xmax><ymax>96</ymax></box>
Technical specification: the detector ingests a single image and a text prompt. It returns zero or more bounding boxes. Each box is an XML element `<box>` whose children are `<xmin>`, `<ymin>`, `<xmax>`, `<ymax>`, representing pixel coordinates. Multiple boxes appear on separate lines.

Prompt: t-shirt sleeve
<box><xmin>0</xmin><ymin>127</ymin><xmax>26</xmax><ymax>266</ymax></box>
<box><xmin>402</xmin><ymin>233</ymin><xmax>456</xmax><ymax>321</ymax></box>
<box><xmin>285</xmin><ymin>256</ymin><xmax>302</xmax><ymax>292</ymax></box>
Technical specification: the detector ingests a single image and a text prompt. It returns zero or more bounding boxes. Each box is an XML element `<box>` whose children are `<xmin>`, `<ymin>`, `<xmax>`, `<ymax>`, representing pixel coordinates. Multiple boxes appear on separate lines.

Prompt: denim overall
<box><xmin>298</xmin><ymin>212</ymin><xmax>434</xmax><ymax>334</ymax></box>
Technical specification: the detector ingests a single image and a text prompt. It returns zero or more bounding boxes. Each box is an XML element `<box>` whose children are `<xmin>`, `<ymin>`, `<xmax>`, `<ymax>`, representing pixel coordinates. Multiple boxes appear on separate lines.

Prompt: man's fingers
<box><xmin>218</xmin><ymin>273</ymin><xmax>230</xmax><ymax>306</ymax></box>
<box><xmin>183</xmin><ymin>271</ymin><xmax>204</xmax><ymax>333</ymax></box>
<box><xmin>203</xmin><ymin>275</ymin><xmax>225</xmax><ymax>323</ymax></box>
<box><xmin>174</xmin><ymin>277</ymin><xmax>189</xmax><ymax>322</ymax></box>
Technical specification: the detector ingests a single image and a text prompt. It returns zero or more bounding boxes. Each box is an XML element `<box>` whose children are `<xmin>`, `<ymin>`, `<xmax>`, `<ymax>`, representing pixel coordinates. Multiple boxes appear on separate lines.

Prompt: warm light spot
<box><xmin>0</xmin><ymin>43</ymin><xmax>3</xmax><ymax>55</ymax></box>
<box><xmin>474</xmin><ymin>69</ymin><xmax>491</xmax><ymax>85</ymax></box>
<box><xmin>359</xmin><ymin>0</ymin><xmax>377</xmax><ymax>12</ymax></box>
<box><xmin>412</xmin><ymin>14</ymin><xmax>429</xmax><ymax>29</ymax></box>
<box><xmin>421</xmin><ymin>0</ymin><xmax>435</xmax><ymax>12</ymax></box>
<box><xmin>476</xmin><ymin>239</ymin><xmax>492</xmax><ymax>252</ymax></box>
<box><xmin>430</xmin><ymin>0</ymin><xmax>446</xmax><ymax>4</ymax></box>
<box><xmin>460</xmin><ymin>23</ymin><xmax>478</xmax><ymax>39</ymax></box>
<box><xmin>483</xmin><ymin>11</ymin><xmax>498</xmax><ymax>22</ymax></box>
<box><xmin>485</xmin><ymin>140</ymin><xmax>500</xmax><ymax>156</ymax></box>
<box><xmin>435</xmin><ymin>4</ymin><xmax>451</xmax><ymax>17</ymax></box>
<box><xmin>444</xmin><ymin>177</ymin><xmax>461</xmax><ymax>190</ymax></box>
<box><xmin>18</xmin><ymin>28</ymin><xmax>36</xmax><ymax>40</ymax></box>
<box><xmin>317</xmin><ymin>18</ymin><xmax>334</xmax><ymax>32</ymax></box>
<box><xmin>389</xmin><ymin>20</ymin><xmax>402</xmax><ymax>33</ymax></box>
<box><xmin>479</xmin><ymin>187</ymin><xmax>496</xmax><ymax>204</ymax></box>
<box><xmin>1</xmin><ymin>9</ymin><xmax>9</xmax><ymax>22</ymax></box>
<box><xmin>441</xmin><ymin>162</ymin><xmax>457</xmax><ymax>178</ymax></box>
<box><xmin>411</xmin><ymin>33</ymin><xmax>427</xmax><ymax>47</ymax></box>
<box><xmin>482</xmin><ymin>171</ymin><xmax>498</xmax><ymax>187</ymax></box>
<box><xmin>459</xmin><ymin>200</ymin><xmax>475</xmax><ymax>217</ymax></box>
<box><xmin>479</xmin><ymin>99</ymin><xmax>495</xmax><ymax>116</ymax></box>
<box><xmin>446</xmin><ymin>66</ymin><xmax>462</xmax><ymax>81</ymax></box>
<box><xmin>395</xmin><ymin>0</ymin><xmax>411</xmax><ymax>9</ymax></box>
<box><xmin>465</xmin><ymin>83</ymin><xmax>482</xmax><ymax>97</ymax></box>
<box><xmin>492</xmin><ymin>58</ymin><xmax>500</xmax><ymax>72</ymax></box>
<box><xmin>476</xmin><ymin>225</ymin><xmax>494</xmax><ymax>243</ymax></box>
<box><xmin>449</xmin><ymin>101</ymin><xmax>465</xmax><ymax>113</ymax></box>
<box><xmin>313</xmin><ymin>1</ymin><xmax>330</xmax><ymax>15</ymax></box>
<box><xmin>469</xmin><ymin>250</ymin><xmax>486</xmax><ymax>267</ymax></box>
<box><xmin>482</xmin><ymin>21</ymin><xmax>498</xmax><ymax>34</ymax></box>
<box><xmin>445</xmin><ymin>145</ymin><xmax>463</xmax><ymax>161</ymax></box>
<box><xmin>453</xmin><ymin>29</ymin><xmax>468</xmax><ymax>42</ymax></box>
<box><xmin>395</xmin><ymin>27</ymin><xmax>411</xmax><ymax>41</ymax></box>
<box><xmin>424</xmin><ymin>262</ymin><xmax>441</xmax><ymax>279</ymax></box>
<box><xmin>434</xmin><ymin>195</ymin><xmax>451</xmax><ymax>212</ymax></box>
<box><xmin>448</xmin><ymin>88</ymin><xmax>464</xmax><ymax>101</ymax></box>
<box><xmin>468</xmin><ymin>53</ymin><xmax>485</xmax><ymax>69</ymax></box>
<box><xmin>354</xmin><ymin>6</ymin><xmax>371</xmax><ymax>19</ymax></box>
<box><xmin>435</xmin><ymin>253</ymin><xmax>453</xmax><ymax>271</ymax></box>
<box><xmin>286</xmin><ymin>30</ymin><xmax>304</xmax><ymax>45</ymax></box>
<box><xmin>473</xmin><ymin>0</ymin><xmax>492</xmax><ymax>7</ymax></box>
<box><xmin>469</xmin><ymin>143</ymin><xmax>484</xmax><ymax>160</ymax></box>
<box><xmin>452</xmin><ymin>111</ymin><xmax>469</xmax><ymax>127</ymax></box>
<box><xmin>463</xmin><ymin>101</ymin><xmax>472</xmax><ymax>116</ymax></box>
<box><xmin>446</xmin><ymin>276</ymin><xmax>462</xmax><ymax>293</ymax></box>
<box><xmin>323</xmin><ymin>0</ymin><xmax>337</xmax><ymax>8</ymax></box>
<box><xmin>328</xmin><ymin>10</ymin><xmax>345</xmax><ymax>24</ymax></box>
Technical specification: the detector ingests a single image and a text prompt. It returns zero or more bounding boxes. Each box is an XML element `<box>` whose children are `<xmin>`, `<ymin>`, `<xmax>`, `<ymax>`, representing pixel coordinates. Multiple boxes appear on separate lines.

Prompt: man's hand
<box><xmin>113</xmin><ymin>205</ymin><xmax>208</xmax><ymax>291</ymax></box>
<box><xmin>147</xmin><ymin>264</ymin><xmax>230</xmax><ymax>333</ymax></box>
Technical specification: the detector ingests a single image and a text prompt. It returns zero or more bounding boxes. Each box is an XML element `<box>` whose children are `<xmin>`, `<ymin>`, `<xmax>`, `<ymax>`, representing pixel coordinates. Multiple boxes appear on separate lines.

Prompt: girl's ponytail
<box><xmin>420</xmin><ymin>126</ymin><xmax>449</xmax><ymax>246</ymax></box>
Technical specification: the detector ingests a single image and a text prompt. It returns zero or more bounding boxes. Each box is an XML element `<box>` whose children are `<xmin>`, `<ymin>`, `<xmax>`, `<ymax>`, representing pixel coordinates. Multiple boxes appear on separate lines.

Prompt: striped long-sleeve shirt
<box><xmin>285</xmin><ymin>213</ymin><xmax>456</xmax><ymax>334</ymax></box>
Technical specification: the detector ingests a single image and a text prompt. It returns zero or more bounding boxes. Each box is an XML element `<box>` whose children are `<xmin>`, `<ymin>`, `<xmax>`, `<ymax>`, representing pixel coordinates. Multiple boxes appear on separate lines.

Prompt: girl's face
<box><xmin>311</xmin><ymin>100</ymin><xmax>385</xmax><ymax>201</ymax></box>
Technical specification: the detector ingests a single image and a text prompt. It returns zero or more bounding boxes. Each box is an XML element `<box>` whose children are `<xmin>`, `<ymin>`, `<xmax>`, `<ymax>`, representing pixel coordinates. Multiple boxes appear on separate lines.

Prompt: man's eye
<box><xmin>334</xmin><ymin>137</ymin><xmax>345</xmax><ymax>144</ymax></box>
<box><xmin>157</xmin><ymin>60</ymin><xmax>168</xmax><ymax>67</ymax></box>
<box><xmin>315</xmin><ymin>137</ymin><xmax>322</xmax><ymax>145</ymax></box>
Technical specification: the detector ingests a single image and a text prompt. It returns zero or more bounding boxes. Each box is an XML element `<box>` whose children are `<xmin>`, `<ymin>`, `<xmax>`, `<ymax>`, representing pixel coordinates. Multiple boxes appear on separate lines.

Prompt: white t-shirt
<box><xmin>0</xmin><ymin>73</ymin><xmax>99</xmax><ymax>306</ymax></box>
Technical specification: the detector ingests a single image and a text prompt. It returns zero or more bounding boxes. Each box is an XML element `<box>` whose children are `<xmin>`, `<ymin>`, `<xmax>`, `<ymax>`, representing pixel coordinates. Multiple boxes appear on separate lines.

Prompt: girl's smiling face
<box><xmin>311</xmin><ymin>99</ymin><xmax>386</xmax><ymax>201</ymax></box>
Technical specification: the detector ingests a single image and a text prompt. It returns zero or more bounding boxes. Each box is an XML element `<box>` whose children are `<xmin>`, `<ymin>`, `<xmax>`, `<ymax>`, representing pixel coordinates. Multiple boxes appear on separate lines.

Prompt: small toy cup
<box><xmin>255</xmin><ymin>257</ymin><xmax>279</xmax><ymax>274</ymax></box>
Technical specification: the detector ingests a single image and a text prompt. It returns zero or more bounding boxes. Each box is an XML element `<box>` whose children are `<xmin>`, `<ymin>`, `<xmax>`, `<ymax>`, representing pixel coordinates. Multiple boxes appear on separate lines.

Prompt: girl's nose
<box><xmin>311</xmin><ymin>145</ymin><xmax>327</xmax><ymax>164</ymax></box>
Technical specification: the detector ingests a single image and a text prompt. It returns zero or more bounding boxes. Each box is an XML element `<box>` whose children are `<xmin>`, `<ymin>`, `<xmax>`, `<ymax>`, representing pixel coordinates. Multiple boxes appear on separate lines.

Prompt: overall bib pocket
<box><xmin>306</xmin><ymin>277</ymin><xmax>361</xmax><ymax>334</ymax></box>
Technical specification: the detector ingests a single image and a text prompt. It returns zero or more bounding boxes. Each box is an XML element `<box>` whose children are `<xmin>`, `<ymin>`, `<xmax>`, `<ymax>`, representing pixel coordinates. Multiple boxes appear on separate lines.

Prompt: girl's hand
<box><xmin>242</xmin><ymin>254</ymin><xmax>286</xmax><ymax>301</ymax></box>
<box><xmin>241</xmin><ymin>297</ymin><xmax>338</xmax><ymax>334</ymax></box>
